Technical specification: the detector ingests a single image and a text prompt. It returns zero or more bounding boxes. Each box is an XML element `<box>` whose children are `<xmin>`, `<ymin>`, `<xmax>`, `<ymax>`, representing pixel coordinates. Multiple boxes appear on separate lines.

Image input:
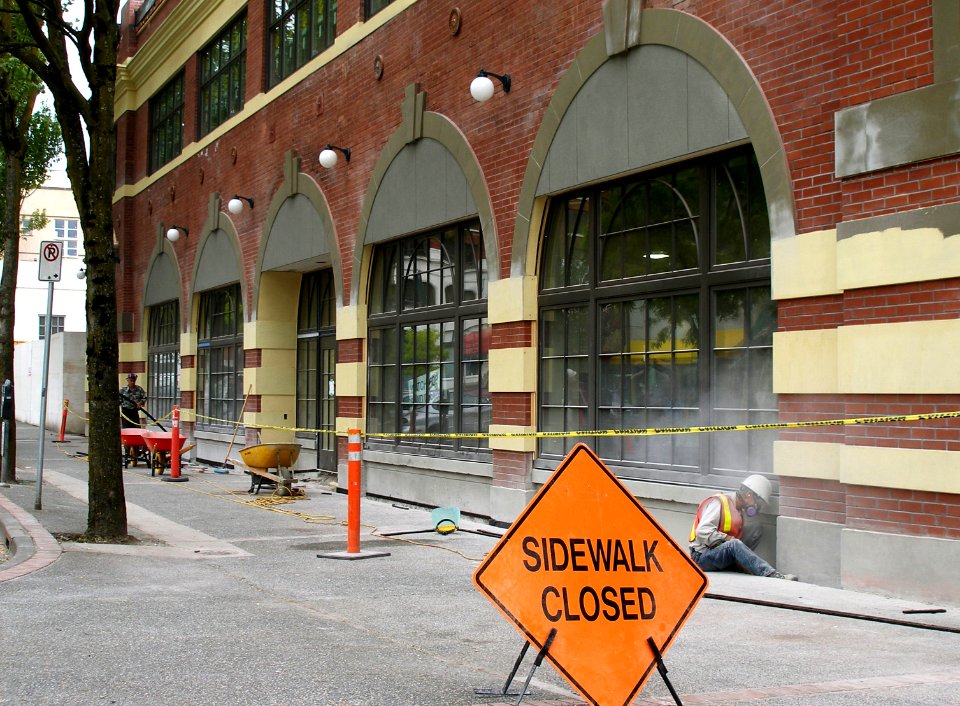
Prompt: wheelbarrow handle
<box><xmin>140</xmin><ymin>408</ymin><xmax>167</xmax><ymax>432</ymax></box>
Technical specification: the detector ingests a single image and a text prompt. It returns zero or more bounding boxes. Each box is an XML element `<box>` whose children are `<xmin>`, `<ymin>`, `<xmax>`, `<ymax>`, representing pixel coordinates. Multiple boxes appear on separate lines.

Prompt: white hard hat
<box><xmin>740</xmin><ymin>474</ymin><xmax>772</xmax><ymax>505</ymax></box>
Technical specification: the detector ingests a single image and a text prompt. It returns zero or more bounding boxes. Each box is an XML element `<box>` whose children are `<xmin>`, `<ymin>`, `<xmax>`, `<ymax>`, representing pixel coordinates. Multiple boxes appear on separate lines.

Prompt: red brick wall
<box><xmin>115</xmin><ymin>1</ymin><xmax>960</xmax><ymax>508</ymax></box>
<box><xmin>779</xmin><ymin>477</ymin><xmax>847</xmax><ymax>524</ymax></box>
<box><xmin>777</xmin><ymin>295</ymin><xmax>844</xmax><ymax>331</ymax></box>
<box><xmin>780</xmin><ymin>396</ymin><xmax>960</xmax><ymax>450</ymax></box>
<box><xmin>492</xmin><ymin>393</ymin><xmax>532</xmax><ymax>426</ymax></box>
<box><xmin>116</xmin><ymin>1</ymin><xmax>951</xmax><ymax>321</ymax></box>
<box><xmin>338</xmin><ymin>339</ymin><xmax>363</xmax><ymax>364</ymax></box>
<box><xmin>492</xmin><ymin>449</ymin><xmax>533</xmax><ymax>489</ymax></box>
<box><xmin>779</xmin><ymin>280</ymin><xmax>960</xmax><ymax>332</ymax></box>
<box><xmin>848</xmin><ymin>486</ymin><xmax>960</xmax><ymax>540</ymax></box>
<box><xmin>780</xmin><ymin>477</ymin><xmax>960</xmax><ymax>540</ymax></box>
<box><xmin>491</xmin><ymin>321</ymin><xmax>533</xmax><ymax>349</ymax></box>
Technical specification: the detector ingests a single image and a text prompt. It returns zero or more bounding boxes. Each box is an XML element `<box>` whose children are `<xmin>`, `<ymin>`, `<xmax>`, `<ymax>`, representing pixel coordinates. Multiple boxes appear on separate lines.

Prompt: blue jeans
<box><xmin>693</xmin><ymin>539</ymin><xmax>775</xmax><ymax>577</ymax></box>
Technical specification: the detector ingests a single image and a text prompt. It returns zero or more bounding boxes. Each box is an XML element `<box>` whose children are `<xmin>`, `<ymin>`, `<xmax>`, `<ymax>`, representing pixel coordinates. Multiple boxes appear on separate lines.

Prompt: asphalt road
<box><xmin>1</xmin><ymin>430</ymin><xmax>958</xmax><ymax>706</ymax></box>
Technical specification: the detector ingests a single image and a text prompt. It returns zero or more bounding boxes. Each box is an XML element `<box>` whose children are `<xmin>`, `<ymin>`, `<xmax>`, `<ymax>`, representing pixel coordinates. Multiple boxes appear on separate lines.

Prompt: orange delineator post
<box><xmin>347</xmin><ymin>428</ymin><xmax>361</xmax><ymax>553</ymax></box>
<box><xmin>316</xmin><ymin>428</ymin><xmax>389</xmax><ymax>560</ymax></box>
<box><xmin>170</xmin><ymin>405</ymin><xmax>181</xmax><ymax>479</ymax></box>
<box><xmin>58</xmin><ymin>399</ymin><xmax>68</xmax><ymax>442</ymax></box>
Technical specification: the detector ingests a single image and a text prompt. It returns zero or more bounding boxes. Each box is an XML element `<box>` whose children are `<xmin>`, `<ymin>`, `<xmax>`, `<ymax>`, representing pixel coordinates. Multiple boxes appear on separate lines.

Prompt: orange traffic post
<box><xmin>316</xmin><ymin>428</ymin><xmax>390</xmax><ymax>561</ymax></box>
<box><xmin>347</xmin><ymin>428</ymin><xmax>361</xmax><ymax>553</ymax></box>
<box><xmin>163</xmin><ymin>405</ymin><xmax>188</xmax><ymax>483</ymax></box>
<box><xmin>55</xmin><ymin>399</ymin><xmax>68</xmax><ymax>443</ymax></box>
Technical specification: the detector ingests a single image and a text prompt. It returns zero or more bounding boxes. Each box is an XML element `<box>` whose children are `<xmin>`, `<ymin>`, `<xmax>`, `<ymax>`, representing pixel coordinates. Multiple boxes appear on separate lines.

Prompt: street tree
<box><xmin>0</xmin><ymin>0</ymin><xmax>126</xmax><ymax>538</ymax></box>
<box><xmin>0</xmin><ymin>50</ymin><xmax>61</xmax><ymax>482</ymax></box>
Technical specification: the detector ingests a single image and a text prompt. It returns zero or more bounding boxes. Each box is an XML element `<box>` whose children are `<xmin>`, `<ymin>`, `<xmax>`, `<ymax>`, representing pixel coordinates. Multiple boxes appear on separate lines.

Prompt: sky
<box><xmin>39</xmin><ymin>4</ymin><xmax>94</xmax><ymax>188</ymax></box>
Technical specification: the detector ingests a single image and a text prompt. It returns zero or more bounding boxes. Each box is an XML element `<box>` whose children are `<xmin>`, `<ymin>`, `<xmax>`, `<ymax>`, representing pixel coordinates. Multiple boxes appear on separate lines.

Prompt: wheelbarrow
<box><xmin>239</xmin><ymin>443</ymin><xmax>302</xmax><ymax>495</ymax></box>
<box><xmin>142</xmin><ymin>430</ymin><xmax>195</xmax><ymax>477</ymax></box>
<box><xmin>121</xmin><ymin>428</ymin><xmax>151</xmax><ymax>468</ymax></box>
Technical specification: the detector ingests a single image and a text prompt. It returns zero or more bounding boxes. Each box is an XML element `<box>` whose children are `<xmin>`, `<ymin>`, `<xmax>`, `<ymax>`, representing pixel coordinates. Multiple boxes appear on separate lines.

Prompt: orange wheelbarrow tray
<box><xmin>142</xmin><ymin>430</ymin><xmax>195</xmax><ymax>477</ymax></box>
<box><xmin>121</xmin><ymin>428</ymin><xmax>151</xmax><ymax>468</ymax></box>
<box><xmin>238</xmin><ymin>443</ymin><xmax>302</xmax><ymax>494</ymax></box>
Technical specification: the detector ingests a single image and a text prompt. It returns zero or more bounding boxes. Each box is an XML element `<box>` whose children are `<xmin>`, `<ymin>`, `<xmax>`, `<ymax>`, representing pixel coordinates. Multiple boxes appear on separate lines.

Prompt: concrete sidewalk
<box><xmin>3</xmin><ymin>428</ymin><xmax>957</xmax><ymax>631</ymax></box>
<box><xmin>1</xmin><ymin>426</ymin><xmax>959</xmax><ymax>706</ymax></box>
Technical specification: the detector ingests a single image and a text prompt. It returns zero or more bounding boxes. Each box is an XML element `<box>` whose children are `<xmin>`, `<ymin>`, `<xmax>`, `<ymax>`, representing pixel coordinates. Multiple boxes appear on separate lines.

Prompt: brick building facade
<box><xmin>113</xmin><ymin>0</ymin><xmax>960</xmax><ymax>603</ymax></box>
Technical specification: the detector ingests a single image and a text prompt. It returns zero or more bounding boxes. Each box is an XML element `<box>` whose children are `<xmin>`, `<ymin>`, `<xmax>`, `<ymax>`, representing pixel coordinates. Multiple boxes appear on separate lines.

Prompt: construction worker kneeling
<box><xmin>688</xmin><ymin>474</ymin><xmax>798</xmax><ymax>582</ymax></box>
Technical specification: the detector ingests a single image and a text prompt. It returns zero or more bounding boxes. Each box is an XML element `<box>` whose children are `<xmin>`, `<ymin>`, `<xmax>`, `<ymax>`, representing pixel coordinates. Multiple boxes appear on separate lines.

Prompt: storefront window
<box><xmin>297</xmin><ymin>270</ymin><xmax>336</xmax><ymax>461</ymax></box>
<box><xmin>196</xmin><ymin>285</ymin><xmax>244</xmax><ymax>430</ymax></box>
<box><xmin>538</xmin><ymin>149</ymin><xmax>775</xmax><ymax>484</ymax></box>
<box><xmin>367</xmin><ymin>221</ymin><xmax>490</xmax><ymax>452</ymax></box>
<box><xmin>148</xmin><ymin>300</ymin><xmax>180</xmax><ymax>418</ymax></box>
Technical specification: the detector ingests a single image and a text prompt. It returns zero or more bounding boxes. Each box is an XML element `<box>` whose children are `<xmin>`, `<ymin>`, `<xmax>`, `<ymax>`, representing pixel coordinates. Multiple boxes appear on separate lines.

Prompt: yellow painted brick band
<box><xmin>838</xmin><ymin>319</ymin><xmax>960</xmax><ymax>393</ymax></box>
<box><xmin>118</xmin><ymin>341</ymin><xmax>147</xmax><ymax>363</ymax></box>
<box><xmin>335</xmin><ymin>362</ymin><xmax>366</xmax><ymax>397</ymax></box>
<box><xmin>488</xmin><ymin>276</ymin><xmax>538</xmax><ymax>324</ymax></box>
<box><xmin>773</xmin><ymin>329</ymin><xmax>838</xmax><ymax>393</ymax></box>
<box><xmin>775</xmin><ymin>439</ymin><xmax>960</xmax><ymax>494</ymax></box>
<box><xmin>488</xmin><ymin>347</ymin><xmax>537</xmax><ymax>392</ymax></box>
<box><xmin>838</xmin><ymin>226</ymin><xmax>960</xmax><ymax>291</ymax></box>
<box><xmin>336</xmin><ymin>305</ymin><xmax>367</xmax><ymax>340</ymax></box>
<box><xmin>771</xmin><ymin>229</ymin><xmax>840</xmax><ymax>300</ymax></box>
<box><xmin>488</xmin><ymin>425</ymin><xmax>538</xmax><ymax>453</ymax></box>
<box><xmin>244</xmin><ymin>320</ymin><xmax>297</xmax><ymax>350</ymax></box>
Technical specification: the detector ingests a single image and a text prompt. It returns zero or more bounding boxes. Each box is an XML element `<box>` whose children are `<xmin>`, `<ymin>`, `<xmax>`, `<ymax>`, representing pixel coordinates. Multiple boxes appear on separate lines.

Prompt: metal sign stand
<box><xmin>35</xmin><ymin>241</ymin><xmax>62</xmax><ymax>511</ymax></box>
<box><xmin>474</xmin><ymin>629</ymin><xmax>556</xmax><ymax>704</ymax></box>
<box><xmin>474</xmin><ymin>640</ymin><xmax>532</xmax><ymax>698</ymax></box>
<box><xmin>647</xmin><ymin>637</ymin><xmax>684</xmax><ymax>706</ymax></box>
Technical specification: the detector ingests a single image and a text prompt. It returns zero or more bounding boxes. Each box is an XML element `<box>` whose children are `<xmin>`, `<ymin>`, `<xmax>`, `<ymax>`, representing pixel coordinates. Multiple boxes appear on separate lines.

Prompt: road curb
<box><xmin>0</xmin><ymin>485</ymin><xmax>62</xmax><ymax>583</ymax></box>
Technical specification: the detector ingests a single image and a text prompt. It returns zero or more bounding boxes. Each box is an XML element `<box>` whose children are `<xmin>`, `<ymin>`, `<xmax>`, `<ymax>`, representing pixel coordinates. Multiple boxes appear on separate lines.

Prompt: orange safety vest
<box><xmin>689</xmin><ymin>494</ymin><xmax>743</xmax><ymax>543</ymax></box>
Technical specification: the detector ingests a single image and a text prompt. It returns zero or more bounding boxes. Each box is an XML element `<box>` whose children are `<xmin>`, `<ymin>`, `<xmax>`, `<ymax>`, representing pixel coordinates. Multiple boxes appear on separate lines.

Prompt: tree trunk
<box><xmin>54</xmin><ymin>15</ymin><xmax>126</xmax><ymax>539</ymax></box>
<box><xmin>0</xmin><ymin>151</ymin><xmax>21</xmax><ymax>484</ymax></box>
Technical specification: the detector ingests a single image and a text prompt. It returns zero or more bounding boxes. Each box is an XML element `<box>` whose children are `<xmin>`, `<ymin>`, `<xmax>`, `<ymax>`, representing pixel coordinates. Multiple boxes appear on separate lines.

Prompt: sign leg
<box><xmin>647</xmin><ymin>637</ymin><xmax>684</xmax><ymax>706</ymax></box>
<box><xmin>514</xmin><ymin>628</ymin><xmax>557</xmax><ymax>706</ymax></box>
<box><xmin>474</xmin><ymin>640</ymin><xmax>531</xmax><ymax>697</ymax></box>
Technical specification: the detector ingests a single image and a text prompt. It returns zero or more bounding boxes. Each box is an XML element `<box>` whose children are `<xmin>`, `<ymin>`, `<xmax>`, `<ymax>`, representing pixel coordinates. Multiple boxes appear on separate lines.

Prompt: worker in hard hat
<box><xmin>688</xmin><ymin>474</ymin><xmax>798</xmax><ymax>581</ymax></box>
<box><xmin>119</xmin><ymin>372</ymin><xmax>147</xmax><ymax>429</ymax></box>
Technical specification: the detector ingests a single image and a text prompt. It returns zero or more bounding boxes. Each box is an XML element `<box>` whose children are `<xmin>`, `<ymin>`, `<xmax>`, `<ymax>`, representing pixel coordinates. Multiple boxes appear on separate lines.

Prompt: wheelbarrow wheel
<box><xmin>152</xmin><ymin>451</ymin><xmax>164</xmax><ymax>477</ymax></box>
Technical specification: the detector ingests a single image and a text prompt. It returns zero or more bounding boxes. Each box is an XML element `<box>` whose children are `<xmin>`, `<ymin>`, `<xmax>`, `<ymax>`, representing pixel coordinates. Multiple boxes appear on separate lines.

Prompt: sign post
<box><xmin>35</xmin><ymin>241</ymin><xmax>63</xmax><ymax>510</ymax></box>
<box><xmin>473</xmin><ymin>443</ymin><xmax>708</xmax><ymax>706</ymax></box>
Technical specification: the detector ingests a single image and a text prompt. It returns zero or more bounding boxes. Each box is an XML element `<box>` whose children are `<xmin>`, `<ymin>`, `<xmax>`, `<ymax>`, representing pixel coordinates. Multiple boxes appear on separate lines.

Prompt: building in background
<box><xmin>13</xmin><ymin>185</ymin><xmax>87</xmax><ymax>343</ymax></box>
<box><xmin>112</xmin><ymin>0</ymin><xmax>960</xmax><ymax>605</ymax></box>
<box><xmin>6</xmin><ymin>185</ymin><xmax>87</xmax><ymax>433</ymax></box>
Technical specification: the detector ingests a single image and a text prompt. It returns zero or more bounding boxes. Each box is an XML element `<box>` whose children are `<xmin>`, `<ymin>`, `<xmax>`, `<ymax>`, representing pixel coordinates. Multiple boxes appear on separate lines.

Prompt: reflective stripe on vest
<box><xmin>689</xmin><ymin>493</ymin><xmax>743</xmax><ymax>542</ymax></box>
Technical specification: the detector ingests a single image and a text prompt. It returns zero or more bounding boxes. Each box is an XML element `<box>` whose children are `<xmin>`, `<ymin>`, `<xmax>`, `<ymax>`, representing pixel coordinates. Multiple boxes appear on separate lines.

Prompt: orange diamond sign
<box><xmin>473</xmin><ymin>444</ymin><xmax>708</xmax><ymax>706</ymax></box>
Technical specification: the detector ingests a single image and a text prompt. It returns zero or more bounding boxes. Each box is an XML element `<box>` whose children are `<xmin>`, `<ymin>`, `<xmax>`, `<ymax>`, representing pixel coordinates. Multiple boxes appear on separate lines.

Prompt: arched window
<box><xmin>538</xmin><ymin>148</ymin><xmax>775</xmax><ymax>485</ymax></box>
<box><xmin>147</xmin><ymin>300</ymin><xmax>180</xmax><ymax>418</ymax></box>
<box><xmin>196</xmin><ymin>285</ymin><xmax>244</xmax><ymax>429</ymax></box>
<box><xmin>367</xmin><ymin>220</ymin><xmax>490</xmax><ymax>453</ymax></box>
<box><xmin>297</xmin><ymin>270</ymin><xmax>336</xmax><ymax>470</ymax></box>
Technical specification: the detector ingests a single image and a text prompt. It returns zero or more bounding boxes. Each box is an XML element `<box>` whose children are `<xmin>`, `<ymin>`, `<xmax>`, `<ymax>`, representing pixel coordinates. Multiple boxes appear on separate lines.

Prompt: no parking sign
<box><xmin>38</xmin><ymin>241</ymin><xmax>63</xmax><ymax>281</ymax></box>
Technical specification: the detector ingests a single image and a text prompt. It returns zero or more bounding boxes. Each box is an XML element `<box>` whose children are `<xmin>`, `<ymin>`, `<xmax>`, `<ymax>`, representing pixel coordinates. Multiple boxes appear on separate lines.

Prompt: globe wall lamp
<box><xmin>227</xmin><ymin>195</ymin><xmax>255</xmax><ymax>214</ymax></box>
<box><xmin>319</xmin><ymin>145</ymin><xmax>351</xmax><ymax>168</ymax></box>
<box><xmin>470</xmin><ymin>69</ymin><xmax>511</xmax><ymax>102</ymax></box>
<box><xmin>77</xmin><ymin>268</ymin><xmax>86</xmax><ymax>280</ymax></box>
<box><xmin>166</xmin><ymin>225</ymin><xmax>189</xmax><ymax>242</ymax></box>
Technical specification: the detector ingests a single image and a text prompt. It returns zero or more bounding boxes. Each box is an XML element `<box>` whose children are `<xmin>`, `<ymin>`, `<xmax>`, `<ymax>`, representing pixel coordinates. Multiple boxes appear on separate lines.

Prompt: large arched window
<box><xmin>196</xmin><ymin>284</ymin><xmax>244</xmax><ymax>429</ymax></box>
<box><xmin>538</xmin><ymin>148</ymin><xmax>775</xmax><ymax>486</ymax></box>
<box><xmin>367</xmin><ymin>220</ymin><xmax>490</xmax><ymax>453</ymax></box>
<box><xmin>297</xmin><ymin>270</ymin><xmax>336</xmax><ymax>470</ymax></box>
<box><xmin>147</xmin><ymin>300</ymin><xmax>180</xmax><ymax>418</ymax></box>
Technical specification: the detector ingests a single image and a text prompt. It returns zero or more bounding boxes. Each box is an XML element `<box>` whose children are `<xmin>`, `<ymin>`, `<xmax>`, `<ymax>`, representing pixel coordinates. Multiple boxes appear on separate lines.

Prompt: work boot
<box><xmin>769</xmin><ymin>571</ymin><xmax>799</xmax><ymax>581</ymax></box>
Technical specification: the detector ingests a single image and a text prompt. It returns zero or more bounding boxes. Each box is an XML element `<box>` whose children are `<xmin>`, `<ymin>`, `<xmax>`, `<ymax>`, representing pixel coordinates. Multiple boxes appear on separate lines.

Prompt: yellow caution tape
<box><xmin>189</xmin><ymin>409</ymin><xmax>960</xmax><ymax>440</ymax></box>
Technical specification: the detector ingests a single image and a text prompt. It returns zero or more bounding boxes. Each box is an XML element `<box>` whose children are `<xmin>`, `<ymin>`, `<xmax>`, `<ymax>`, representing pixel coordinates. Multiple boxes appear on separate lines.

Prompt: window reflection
<box><xmin>539</xmin><ymin>149</ymin><xmax>775</xmax><ymax>481</ymax></box>
<box><xmin>368</xmin><ymin>220</ymin><xmax>490</xmax><ymax>452</ymax></box>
